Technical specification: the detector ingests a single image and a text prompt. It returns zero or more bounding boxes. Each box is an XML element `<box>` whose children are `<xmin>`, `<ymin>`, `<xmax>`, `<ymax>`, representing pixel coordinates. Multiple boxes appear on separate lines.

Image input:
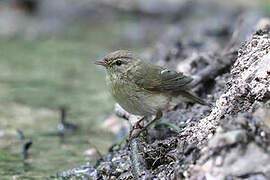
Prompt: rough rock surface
<box><xmin>56</xmin><ymin>9</ymin><xmax>270</xmax><ymax>180</ymax></box>
<box><xmin>189</xmin><ymin>27</ymin><xmax>270</xmax><ymax>180</ymax></box>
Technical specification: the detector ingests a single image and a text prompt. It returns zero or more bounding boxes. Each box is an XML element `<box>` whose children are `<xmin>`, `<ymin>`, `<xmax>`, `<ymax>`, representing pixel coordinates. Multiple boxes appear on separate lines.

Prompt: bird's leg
<box><xmin>129</xmin><ymin>111</ymin><xmax>163</xmax><ymax>141</ymax></box>
<box><xmin>137</xmin><ymin>110</ymin><xmax>163</xmax><ymax>137</ymax></box>
<box><xmin>127</xmin><ymin>116</ymin><xmax>145</xmax><ymax>144</ymax></box>
<box><xmin>134</xmin><ymin>116</ymin><xmax>145</xmax><ymax>129</ymax></box>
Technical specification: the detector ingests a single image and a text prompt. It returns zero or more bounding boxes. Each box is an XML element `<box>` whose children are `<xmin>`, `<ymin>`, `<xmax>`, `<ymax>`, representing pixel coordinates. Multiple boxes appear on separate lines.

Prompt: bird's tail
<box><xmin>177</xmin><ymin>90</ymin><xmax>211</xmax><ymax>106</ymax></box>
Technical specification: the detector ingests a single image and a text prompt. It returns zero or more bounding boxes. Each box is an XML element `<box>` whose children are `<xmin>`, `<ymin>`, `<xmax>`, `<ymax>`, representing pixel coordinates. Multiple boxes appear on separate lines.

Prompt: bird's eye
<box><xmin>115</xmin><ymin>60</ymin><xmax>122</xmax><ymax>66</ymax></box>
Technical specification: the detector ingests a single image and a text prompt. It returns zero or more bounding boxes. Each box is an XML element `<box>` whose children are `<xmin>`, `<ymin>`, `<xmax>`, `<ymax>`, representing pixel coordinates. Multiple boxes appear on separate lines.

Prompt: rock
<box><xmin>194</xmin><ymin>143</ymin><xmax>270</xmax><ymax>180</ymax></box>
<box><xmin>188</xmin><ymin>24</ymin><xmax>270</xmax><ymax>180</ymax></box>
<box><xmin>208</xmin><ymin>129</ymin><xmax>247</xmax><ymax>148</ymax></box>
<box><xmin>184</xmin><ymin>22</ymin><xmax>270</xmax><ymax>145</ymax></box>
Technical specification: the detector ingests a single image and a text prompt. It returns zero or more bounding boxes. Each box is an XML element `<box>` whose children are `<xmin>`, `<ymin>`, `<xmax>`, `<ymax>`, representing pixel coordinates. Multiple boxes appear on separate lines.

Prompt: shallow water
<box><xmin>0</xmin><ymin>40</ymin><xmax>114</xmax><ymax>179</ymax></box>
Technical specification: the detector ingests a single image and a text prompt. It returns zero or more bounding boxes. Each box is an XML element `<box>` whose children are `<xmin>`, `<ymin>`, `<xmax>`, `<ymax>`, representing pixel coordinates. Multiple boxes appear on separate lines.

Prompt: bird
<box><xmin>95</xmin><ymin>50</ymin><xmax>209</xmax><ymax>141</ymax></box>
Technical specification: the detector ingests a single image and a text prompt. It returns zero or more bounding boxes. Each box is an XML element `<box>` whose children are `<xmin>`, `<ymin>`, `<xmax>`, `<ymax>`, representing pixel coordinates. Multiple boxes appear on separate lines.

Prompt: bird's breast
<box><xmin>106</xmin><ymin>74</ymin><xmax>170</xmax><ymax>116</ymax></box>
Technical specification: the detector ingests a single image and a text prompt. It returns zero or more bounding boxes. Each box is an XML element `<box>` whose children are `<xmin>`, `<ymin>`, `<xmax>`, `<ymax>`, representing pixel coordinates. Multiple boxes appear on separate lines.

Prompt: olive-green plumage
<box><xmin>95</xmin><ymin>50</ymin><xmax>208</xmax><ymax>117</ymax></box>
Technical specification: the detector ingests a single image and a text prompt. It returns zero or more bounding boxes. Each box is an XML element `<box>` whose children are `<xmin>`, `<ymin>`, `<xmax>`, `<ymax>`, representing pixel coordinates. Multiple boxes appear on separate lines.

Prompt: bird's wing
<box><xmin>133</xmin><ymin>62</ymin><xmax>193</xmax><ymax>93</ymax></box>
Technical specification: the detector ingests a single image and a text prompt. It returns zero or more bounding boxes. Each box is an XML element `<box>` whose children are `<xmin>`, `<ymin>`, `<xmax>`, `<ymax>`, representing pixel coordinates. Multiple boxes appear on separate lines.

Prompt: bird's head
<box><xmin>95</xmin><ymin>50</ymin><xmax>139</xmax><ymax>77</ymax></box>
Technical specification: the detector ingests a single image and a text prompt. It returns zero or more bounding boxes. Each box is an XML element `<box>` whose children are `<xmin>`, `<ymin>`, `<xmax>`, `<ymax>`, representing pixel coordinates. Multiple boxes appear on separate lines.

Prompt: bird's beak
<box><xmin>94</xmin><ymin>60</ymin><xmax>107</xmax><ymax>67</ymax></box>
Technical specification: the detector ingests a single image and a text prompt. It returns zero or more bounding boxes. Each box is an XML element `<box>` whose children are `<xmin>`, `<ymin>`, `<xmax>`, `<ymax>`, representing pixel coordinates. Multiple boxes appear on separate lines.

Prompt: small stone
<box><xmin>110</xmin><ymin>176</ymin><xmax>116</xmax><ymax>180</ymax></box>
<box><xmin>84</xmin><ymin>148</ymin><xmax>98</xmax><ymax>156</ymax></box>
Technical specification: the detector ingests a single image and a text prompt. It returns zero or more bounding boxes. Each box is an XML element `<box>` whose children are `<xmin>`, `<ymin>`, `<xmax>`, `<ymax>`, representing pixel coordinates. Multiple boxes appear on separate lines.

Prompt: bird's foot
<box><xmin>134</xmin><ymin>116</ymin><xmax>145</xmax><ymax>129</ymax></box>
<box><xmin>127</xmin><ymin>116</ymin><xmax>145</xmax><ymax>145</ymax></box>
<box><xmin>127</xmin><ymin>111</ymin><xmax>163</xmax><ymax>146</ymax></box>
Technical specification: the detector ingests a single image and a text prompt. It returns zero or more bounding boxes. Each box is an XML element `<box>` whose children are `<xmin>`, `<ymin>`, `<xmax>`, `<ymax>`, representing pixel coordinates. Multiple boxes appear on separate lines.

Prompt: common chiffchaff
<box><xmin>95</xmin><ymin>50</ymin><xmax>208</xmax><ymax>139</ymax></box>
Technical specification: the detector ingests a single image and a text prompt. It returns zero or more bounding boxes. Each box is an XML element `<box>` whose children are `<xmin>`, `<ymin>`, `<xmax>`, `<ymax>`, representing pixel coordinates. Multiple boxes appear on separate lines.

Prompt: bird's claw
<box><xmin>126</xmin><ymin>111</ymin><xmax>163</xmax><ymax>146</ymax></box>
